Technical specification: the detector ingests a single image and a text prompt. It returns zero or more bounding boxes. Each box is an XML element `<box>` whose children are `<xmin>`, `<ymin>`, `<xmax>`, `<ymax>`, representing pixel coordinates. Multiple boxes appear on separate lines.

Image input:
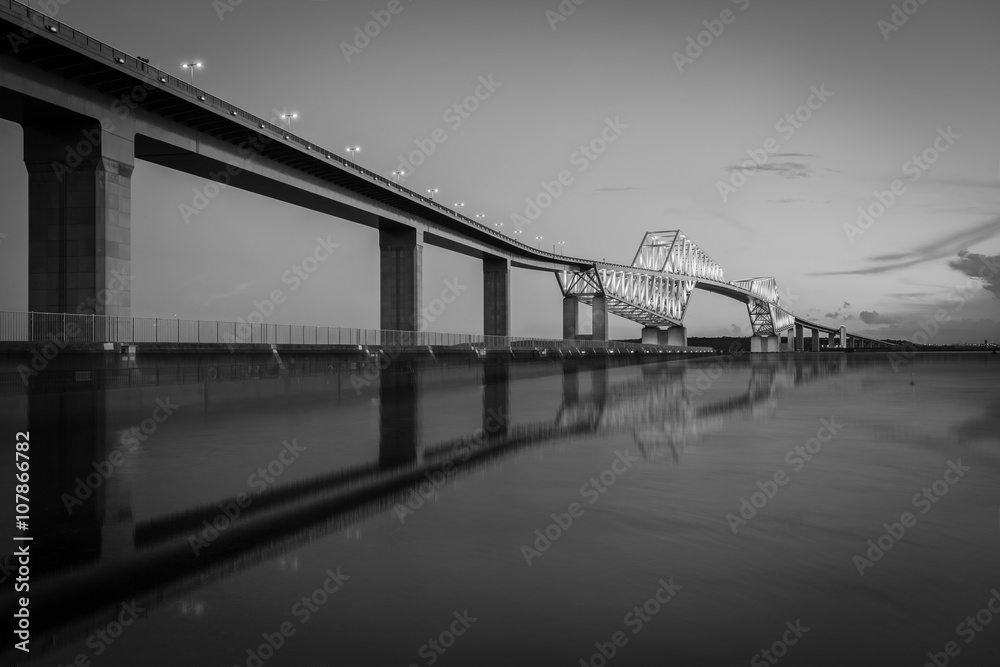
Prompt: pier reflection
<box><xmin>1</xmin><ymin>353</ymin><xmax>883</xmax><ymax>659</ymax></box>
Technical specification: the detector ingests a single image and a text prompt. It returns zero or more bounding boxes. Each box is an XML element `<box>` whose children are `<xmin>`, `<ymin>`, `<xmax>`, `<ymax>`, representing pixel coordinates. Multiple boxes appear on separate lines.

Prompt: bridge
<box><xmin>0</xmin><ymin>1</ymin><xmax>888</xmax><ymax>352</ymax></box>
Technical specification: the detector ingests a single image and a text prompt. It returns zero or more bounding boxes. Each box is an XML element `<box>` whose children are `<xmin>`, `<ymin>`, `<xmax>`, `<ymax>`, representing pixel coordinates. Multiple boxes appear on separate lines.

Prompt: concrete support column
<box><xmin>483</xmin><ymin>256</ymin><xmax>510</xmax><ymax>337</ymax></box>
<box><xmin>765</xmin><ymin>335</ymin><xmax>781</xmax><ymax>353</ymax></box>
<box><xmin>483</xmin><ymin>361</ymin><xmax>509</xmax><ymax>440</ymax></box>
<box><xmin>379</xmin><ymin>226</ymin><xmax>422</xmax><ymax>332</ymax></box>
<box><xmin>665</xmin><ymin>325</ymin><xmax>687</xmax><ymax>347</ymax></box>
<box><xmin>827</xmin><ymin>333</ymin><xmax>835</xmax><ymax>350</ymax></box>
<box><xmin>562</xmin><ymin>296</ymin><xmax>580</xmax><ymax>340</ymax></box>
<box><xmin>751</xmin><ymin>336</ymin><xmax>764</xmax><ymax>353</ymax></box>
<box><xmin>641</xmin><ymin>326</ymin><xmax>660</xmax><ymax>345</ymax></box>
<box><xmin>562</xmin><ymin>361</ymin><xmax>579</xmax><ymax>405</ymax></box>
<box><xmin>811</xmin><ymin>328</ymin><xmax>820</xmax><ymax>353</ymax></box>
<box><xmin>24</xmin><ymin>123</ymin><xmax>134</xmax><ymax>316</ymax></box>
<box><xmin>795</xmin><ymin>323</ymin><xmax>804</xmax><ymax>352</ymax></box>
<box><xmin>379</xmin><ymin>368</ymin><xmax>421</xmax><ymax>469</ymax></box>
<box><xmin>591</xmin><ymin>295</ymin><xmax>608</xmax><ymax>342</ymax></box>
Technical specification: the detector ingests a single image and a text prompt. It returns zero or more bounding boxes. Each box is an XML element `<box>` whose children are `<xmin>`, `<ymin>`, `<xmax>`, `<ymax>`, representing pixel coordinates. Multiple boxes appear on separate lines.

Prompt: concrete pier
<box><xmin>379</xmin><ymin>226</ymin><xmax>422</xmax><ymax>332</ymax></box>
<box><xmin>591</xmin><ymin>296</ymin><xmax>608</xmax><ymax>342</ymax></box>
<box><xmin>563</xmin><ymin>297</ymin><xmax>580</xmax><ymax>340</ymax></box>
<box><xmin>483</xmin><ymin>256</ymin><xmax>510</xmax><ymax>337</ymax></box>
<box><xmin>665</xmin><ymin>325</ymin><xmax>687</xmax><ymax>347</ymax></box>
<box><xmin>24</xmin><ymin>117</ymin><xmax>134</xmax><ymax>316</ymax></box>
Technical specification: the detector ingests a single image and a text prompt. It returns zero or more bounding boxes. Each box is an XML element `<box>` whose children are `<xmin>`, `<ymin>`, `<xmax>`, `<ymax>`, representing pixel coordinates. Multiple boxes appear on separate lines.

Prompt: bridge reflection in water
<box><xmin>0</xmin><ymin>354</ymin><xmax>995</xmax><ymax>664</ymax></box>
<box><xmin>0</xmin><ymin>353</ymin><xmax>859</xmax><ymax>659</ymax></box>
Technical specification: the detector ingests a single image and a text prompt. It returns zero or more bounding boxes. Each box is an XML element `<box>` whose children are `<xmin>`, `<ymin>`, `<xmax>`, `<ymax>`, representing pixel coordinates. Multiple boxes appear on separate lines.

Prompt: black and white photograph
<box><xmin>0</xmin><ymin>0</ymin><xmax>998</xmax><ymax>664</ymax></box>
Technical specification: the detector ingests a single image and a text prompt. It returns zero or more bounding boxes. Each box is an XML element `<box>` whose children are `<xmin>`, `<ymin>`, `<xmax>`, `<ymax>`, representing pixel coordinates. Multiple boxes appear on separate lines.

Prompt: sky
<box><xmin>1</xmin><ymin>0</ymin><xmax>998</xmax><ymax>343</ymax></box>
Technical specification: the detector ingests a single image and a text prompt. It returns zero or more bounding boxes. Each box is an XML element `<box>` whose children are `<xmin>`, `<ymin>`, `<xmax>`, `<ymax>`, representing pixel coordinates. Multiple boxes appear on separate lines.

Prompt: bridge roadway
<box><xmin>0</xmin><ymin>1</ymin><xmax>888</xmax><ymax>351</ymax></box>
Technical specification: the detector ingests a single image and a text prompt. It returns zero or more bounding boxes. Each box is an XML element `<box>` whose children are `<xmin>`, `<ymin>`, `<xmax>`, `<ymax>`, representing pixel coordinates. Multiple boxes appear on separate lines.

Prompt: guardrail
<box><xmin>0</xmin><ymin>311</ymin><xmax>713</xmax><ymax>353</ymax></box>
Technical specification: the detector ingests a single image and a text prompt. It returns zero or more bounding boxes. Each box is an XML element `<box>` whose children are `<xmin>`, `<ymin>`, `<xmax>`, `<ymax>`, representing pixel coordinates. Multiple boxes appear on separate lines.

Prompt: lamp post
<box><xmin>280</xmin><ymin>113</ymin><xmax>297</xmax><ymax>131</ymax></box>
<box><xmin>427</xmin><ymin>188</ymin><xmax>439</xmax><ymax>200</ymax></box>
<box><xmin>181</xmin><ymin>61</ymin><xmax>202</xmax><ymax>85</ymax></box>
<box><xmin>346</xmin><ymin>146</ymin><xmax>360</xmax><ymax>161</ymax></box>
<box><xmin>555</xmin><ymin>240</ymin><xmax>566</xmax><ymax>255</ymax></box>
<box><xmin>534</xmin><ymin>235</ymin><xmax>544</xmax><ymax>249</ymax></box>
<box><xmin>391</xmin><ymin>170</ymin><xmax>406</xmax><ymax>182</ymax></box>
<box><xmin>454</xmin><ymin>202</ymin><xmax>465</xmax><ymax>214</ymax></box>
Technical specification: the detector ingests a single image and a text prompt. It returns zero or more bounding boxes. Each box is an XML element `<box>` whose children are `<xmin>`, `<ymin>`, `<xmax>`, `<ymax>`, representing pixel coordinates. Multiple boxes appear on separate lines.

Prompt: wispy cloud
<box><xmin>725</xmin><ymin>161</ymin><xmax>812</xmax><ymax>179</ymax></box>
<box><xmin>811</xmin><ymin>215</ymin><xmax>1000</xmax><ymax>276</ymax></box>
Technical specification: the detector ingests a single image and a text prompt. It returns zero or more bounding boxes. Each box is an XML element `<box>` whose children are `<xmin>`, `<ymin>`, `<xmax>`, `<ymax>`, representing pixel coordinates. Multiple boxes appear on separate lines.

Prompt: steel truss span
<box><xmin>557</xmin><ymin>230</ymin><xmax>870</xmax><ymax>343</ymax></box>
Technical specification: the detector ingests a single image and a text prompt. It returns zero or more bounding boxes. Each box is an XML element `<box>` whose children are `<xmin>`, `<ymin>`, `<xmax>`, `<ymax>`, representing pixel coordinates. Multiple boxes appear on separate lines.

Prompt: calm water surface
<box><xmin>2</xmin><ymin>353</ymin><xmax>998</xmax><ymax>666</ymax></box>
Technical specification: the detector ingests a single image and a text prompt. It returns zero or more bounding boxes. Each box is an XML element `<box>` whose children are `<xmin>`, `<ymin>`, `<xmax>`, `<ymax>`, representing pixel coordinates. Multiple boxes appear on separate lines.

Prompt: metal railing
<box><xmin>0</xmin><ymin>311</ymin><xmax>712</xmax><ymax>353</ymax></box>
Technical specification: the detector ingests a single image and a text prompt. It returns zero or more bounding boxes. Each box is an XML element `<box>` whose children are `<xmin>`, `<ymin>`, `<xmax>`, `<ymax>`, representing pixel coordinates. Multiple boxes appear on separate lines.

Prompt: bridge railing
<box><xmin>0</xmin><ymin>311</ymin><xmax>712</xmax><ymax>353</ymax></box>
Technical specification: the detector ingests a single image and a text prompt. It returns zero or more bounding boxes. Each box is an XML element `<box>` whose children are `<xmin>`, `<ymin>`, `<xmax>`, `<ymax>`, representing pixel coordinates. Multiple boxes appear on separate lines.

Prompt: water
<box><xmin>1</xmin><ymin>353</ymin><xmax>998</xmax><ymax>666</ymax></box>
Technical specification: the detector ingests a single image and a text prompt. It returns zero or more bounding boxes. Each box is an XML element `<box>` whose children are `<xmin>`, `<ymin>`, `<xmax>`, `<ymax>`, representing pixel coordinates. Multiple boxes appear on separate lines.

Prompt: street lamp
<box><xmin>280</xmin><ymin>113</ymin><xmax>297</xmax><ymax>130</ymax></box>
<box><xmin>391</xmin><ymin>170</ymin><xmax>406</xmax><ymax>182</ymax></box>
<box><xmin>181</xmin><ymin>62</ymin><xmax>202</xmax><ymax>85</ymax></box>
<box><xmin>555</xmin><ymin>240</ymin><xmax>566</xmax><ymax>255</ymax></box>
<box><xmin>427</xmin><ymin>188</ymin><xmax>439</xmax><ymax>200</ymax></box>
<box><xmin>454</xmin><ymin>202</ymin><xmax>465</xmax><ymax>213</ymax></box>
<box><xmin>345</xmin><ymin>146</ymin><xmax>360</xmax><ymax>161</ymax></box>
<box><xmin>535</xmin><ymin>235</ymin><xmax>544</xmax><ymax>249</ymax></box>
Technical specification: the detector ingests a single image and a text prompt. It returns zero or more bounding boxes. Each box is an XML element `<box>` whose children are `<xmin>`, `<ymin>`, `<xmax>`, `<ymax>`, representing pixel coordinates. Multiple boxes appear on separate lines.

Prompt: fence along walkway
<box><xmin>0</xmin><ymin>311</ymin><xmax>710</xmax><ymax>352</ymax></box>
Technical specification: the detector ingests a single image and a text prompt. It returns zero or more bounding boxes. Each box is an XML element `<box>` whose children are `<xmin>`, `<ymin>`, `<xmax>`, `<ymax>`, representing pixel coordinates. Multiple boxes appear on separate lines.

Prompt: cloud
<box><xmin>859</xmin><ymin>310</ymin><xmax>902</xmax><ymax>325</ymax></box>
<box><xmin>725</xmin><ymin>161</ymin><xmax>812</xmax><ymax>179</ymax></box>
<box><xmin>811</xmin><ymin>215</ymin><xmax>1000</xmax><ymax>276</ymax></box>
<box><xmin>947</xmin><ymin>251</ymin><xmax>1000</xmax><ymax>298</ymax></box>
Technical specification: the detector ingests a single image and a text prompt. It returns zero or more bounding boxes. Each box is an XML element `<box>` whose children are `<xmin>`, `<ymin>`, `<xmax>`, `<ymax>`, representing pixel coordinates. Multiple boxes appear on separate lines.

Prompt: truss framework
<box><xmin>557</xmin><ymin>230</ymin><xmax>795</xmax><ymax>334</ymax></box>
